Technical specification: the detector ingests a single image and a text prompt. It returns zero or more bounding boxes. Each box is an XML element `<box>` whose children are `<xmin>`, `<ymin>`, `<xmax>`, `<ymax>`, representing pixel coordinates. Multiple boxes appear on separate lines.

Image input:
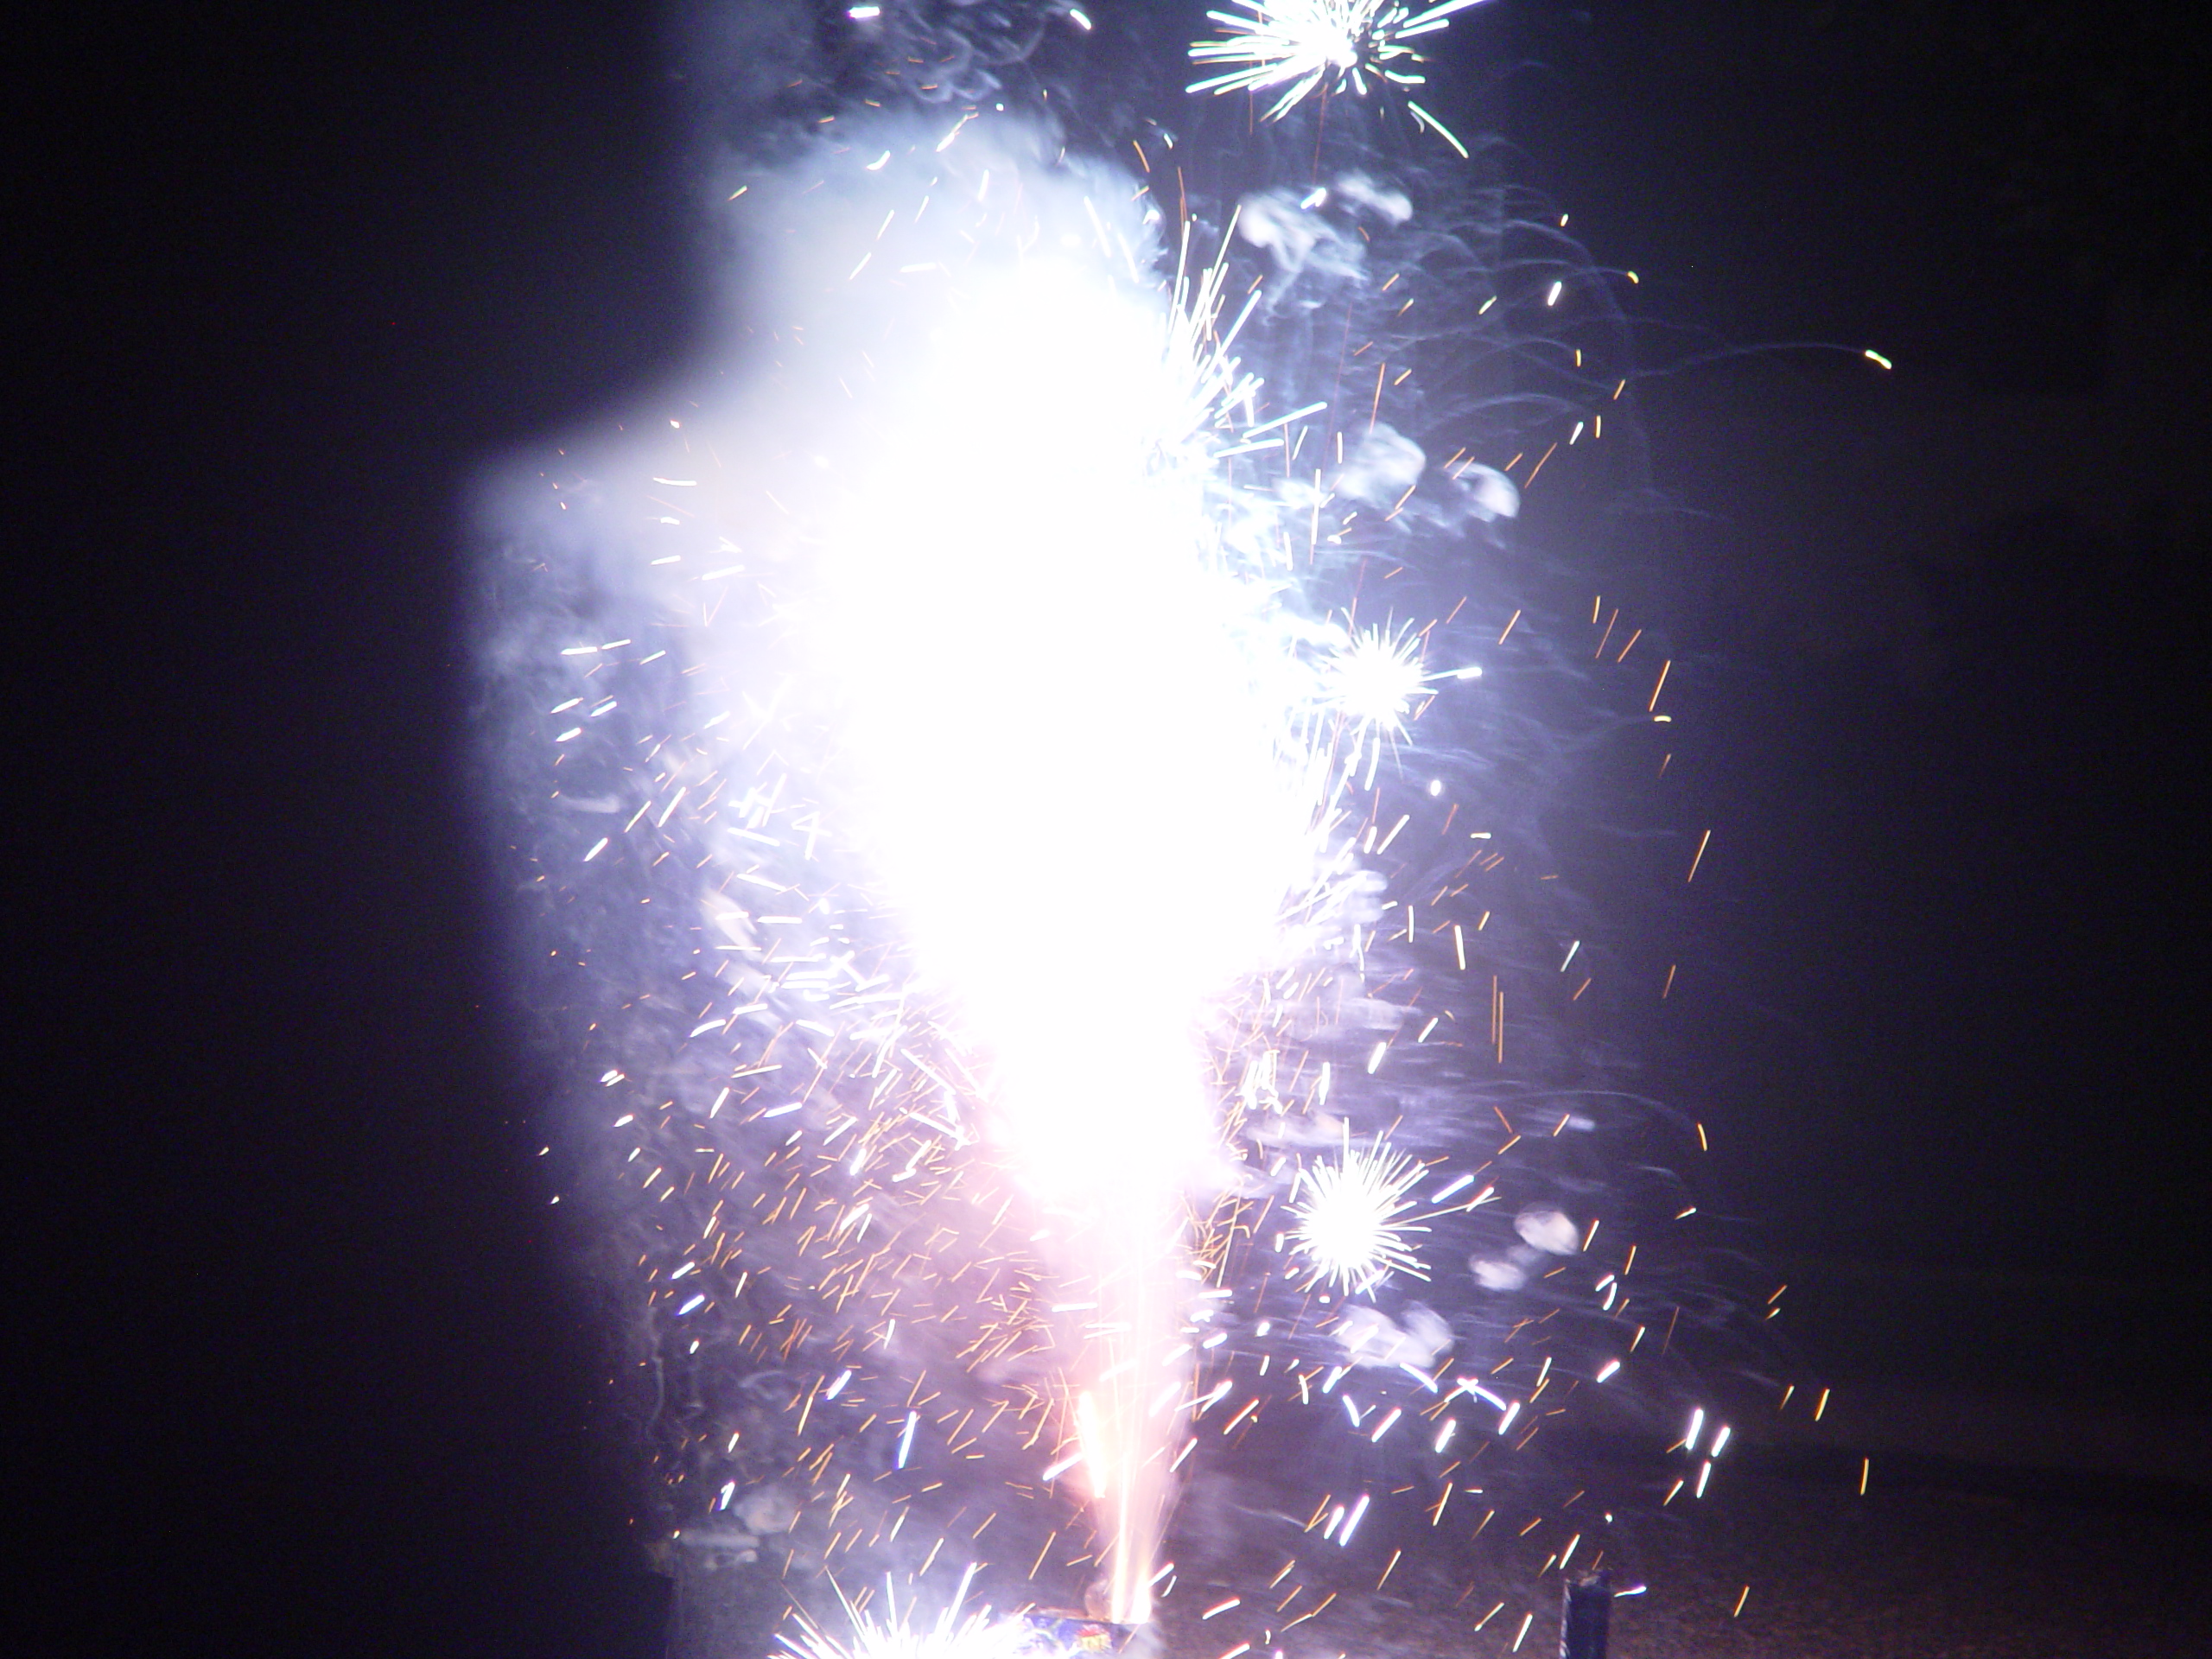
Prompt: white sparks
<box><xmin>1190</xmin><ymin>2</ymin><xmax>1488</xmax><ymax>138</ymax></box>
<box><xmin>1289</xmin><ymin>1135</ymin><xmax>1430</xmax><ymax>1293</ymax></box>
<box><xmin>1326</xmin><ymin>620</ymin><xmax>1428</xmax><ymax>738</ymax></box>
<box><xmin>779</xmin><ymin>1590</ymin><xmax>1022</xmax><ymax>1659</ymax></box>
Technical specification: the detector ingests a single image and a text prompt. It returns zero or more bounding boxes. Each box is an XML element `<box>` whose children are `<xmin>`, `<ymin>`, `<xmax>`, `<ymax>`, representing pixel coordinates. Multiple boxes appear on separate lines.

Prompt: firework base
<box><xmin>1562</xmin><ymin>1572</ymin><xmax>1611</xmax><ymax>1659</ymax></box>
<box><xmin>1014</xmin><ymin>1612</ymin><xmax>1137</xmax><ymax>1657</ymax></box>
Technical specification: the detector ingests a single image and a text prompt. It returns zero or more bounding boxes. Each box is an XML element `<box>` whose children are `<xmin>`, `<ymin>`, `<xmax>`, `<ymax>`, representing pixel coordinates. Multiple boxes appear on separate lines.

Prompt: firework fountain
<box><xmin>479</xmin><ymin>3</ymin><xmax>1770</xmax><ymax>1654</ymax></box>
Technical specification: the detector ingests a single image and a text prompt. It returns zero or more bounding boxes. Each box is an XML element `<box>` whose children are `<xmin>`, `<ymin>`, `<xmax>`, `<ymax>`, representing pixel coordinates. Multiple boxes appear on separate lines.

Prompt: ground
<box><xmin>1147</xmin><ymin>1458</ymin><xmax>2209</xmax><ymax>1659</ymax></box>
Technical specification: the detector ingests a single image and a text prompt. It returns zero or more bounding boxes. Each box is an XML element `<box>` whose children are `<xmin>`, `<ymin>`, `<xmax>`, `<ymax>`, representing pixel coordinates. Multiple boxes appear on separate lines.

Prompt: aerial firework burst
<box><xmin>479</xmin><ymin>3</ymin><xmax>1779</xmax><ymax>1654</ymax></box>
<box><xmin>1187</xmin><ymin>0</ymin><xmax>1487</xmax><ymax>149</ymax></box>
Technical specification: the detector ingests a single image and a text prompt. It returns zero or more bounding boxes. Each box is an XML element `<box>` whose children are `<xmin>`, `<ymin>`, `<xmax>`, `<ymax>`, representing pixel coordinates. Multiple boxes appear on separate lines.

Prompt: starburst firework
<box><xmin>1326</xmin><ymin>620</ymin><xmax>1430</xmax><ymax>738</ymax></box>
<box><xmin>781</xmin><ymin>1579</ymin><xmax>1024</xmax><ymax>1659</ymax></box>
<box><xmin>1290</xmin><ymin>1136</ymin><xmax>1432</xmax><ymax>1294</ymax></box>
<box><xmin>1188</xmin><ymin>0</ymin><xmax>1485</xmax><ymax>149</ymax></box>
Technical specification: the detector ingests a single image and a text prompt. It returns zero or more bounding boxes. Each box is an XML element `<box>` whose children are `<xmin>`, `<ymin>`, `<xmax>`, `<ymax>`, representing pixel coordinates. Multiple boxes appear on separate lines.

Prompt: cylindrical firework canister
<box><xmin>1560</xmin><ymin>1572</ymin><xmax>1611</xmax><ymax>1659</ymax></box>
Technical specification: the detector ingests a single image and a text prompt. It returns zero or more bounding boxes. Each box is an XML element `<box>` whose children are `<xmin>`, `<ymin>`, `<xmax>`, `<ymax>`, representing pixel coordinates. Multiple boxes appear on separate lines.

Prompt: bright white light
<box><xmin>1326</xmin><ymin>621</ymin><xmax>1427</xmax><ymax>738</ymax></box>
<box><xmin>781</xmin><ymin>1593</ymin><xmax>1021</xmax><ymax>1659</ymax></box>
<box><xmin>1189</xmin><ymin>1</ymin><xmax>1486</xmax><ymax>131</ymax></box>
<box><xmin>807</xmin><ymin>188</ymin><xmax>1319</xmax><ymax>1196</ymax></box>
<box><xmin>1290</xmin><ymin>1135</ymin><xmax>1430</xmax><ymax>1293</ymax></box>
<box><xmin>720</xmin><ymin>126</ymin><xmax>1348</xmax><ymax>1629</ymax></box>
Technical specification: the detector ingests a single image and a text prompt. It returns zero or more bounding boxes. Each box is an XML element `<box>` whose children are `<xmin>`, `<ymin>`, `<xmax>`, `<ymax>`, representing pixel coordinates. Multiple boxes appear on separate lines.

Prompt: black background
<box><xmin>24</xmin><ymin>2</ymin><xmax>2209</xmax><ymax>1653</ymax></box>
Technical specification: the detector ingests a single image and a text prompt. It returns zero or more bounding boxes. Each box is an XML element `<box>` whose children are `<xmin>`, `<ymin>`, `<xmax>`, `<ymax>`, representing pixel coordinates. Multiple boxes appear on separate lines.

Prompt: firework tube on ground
<box><xmin>1560</xmin><ymin>1572</ymin><xmax>1611</xmax><ymax>1659</ymax></box>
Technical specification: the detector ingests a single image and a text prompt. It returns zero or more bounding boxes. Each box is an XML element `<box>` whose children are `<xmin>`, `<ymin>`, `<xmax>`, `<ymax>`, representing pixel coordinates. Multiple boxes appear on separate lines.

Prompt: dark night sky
<box><xmin>27</xmin><ymin>2</ymin><xmax>2209</xmax><ymax>1653</ymax></box>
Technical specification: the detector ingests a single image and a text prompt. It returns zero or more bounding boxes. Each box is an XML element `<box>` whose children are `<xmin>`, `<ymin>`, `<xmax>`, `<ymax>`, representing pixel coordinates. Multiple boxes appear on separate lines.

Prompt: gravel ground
<box><xmin>1147</xmin><ymin>1460</ymin><xmax>2209</xmax><ymax>1659</ymax></box>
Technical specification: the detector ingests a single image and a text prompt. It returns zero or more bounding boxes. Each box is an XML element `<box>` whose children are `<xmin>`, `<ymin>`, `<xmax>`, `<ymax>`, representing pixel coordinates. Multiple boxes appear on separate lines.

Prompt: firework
<box><xmin>1289</xmin><ymin>1134</ymin><xmax>1431</xmax><ymax>1294</ymax></box>
<box><xmin>480</xmin><ymin>4</ymin><xmax>1762</xmax><ymax>1652</ymax></box>
<box><xmin>1188</xmin><ymin>0</ymin><xmax>1486</xmax><ymax>148</ymax></box>
<box><xmin>1327</xmin><ymin>623</ymin><xmax>1430</xmax><ymax>738</ymax></box>
<box><xmin>780</xmin><ymin>1573</ymin><xmax>1022</xmax><ymax>1659</ymax></box>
